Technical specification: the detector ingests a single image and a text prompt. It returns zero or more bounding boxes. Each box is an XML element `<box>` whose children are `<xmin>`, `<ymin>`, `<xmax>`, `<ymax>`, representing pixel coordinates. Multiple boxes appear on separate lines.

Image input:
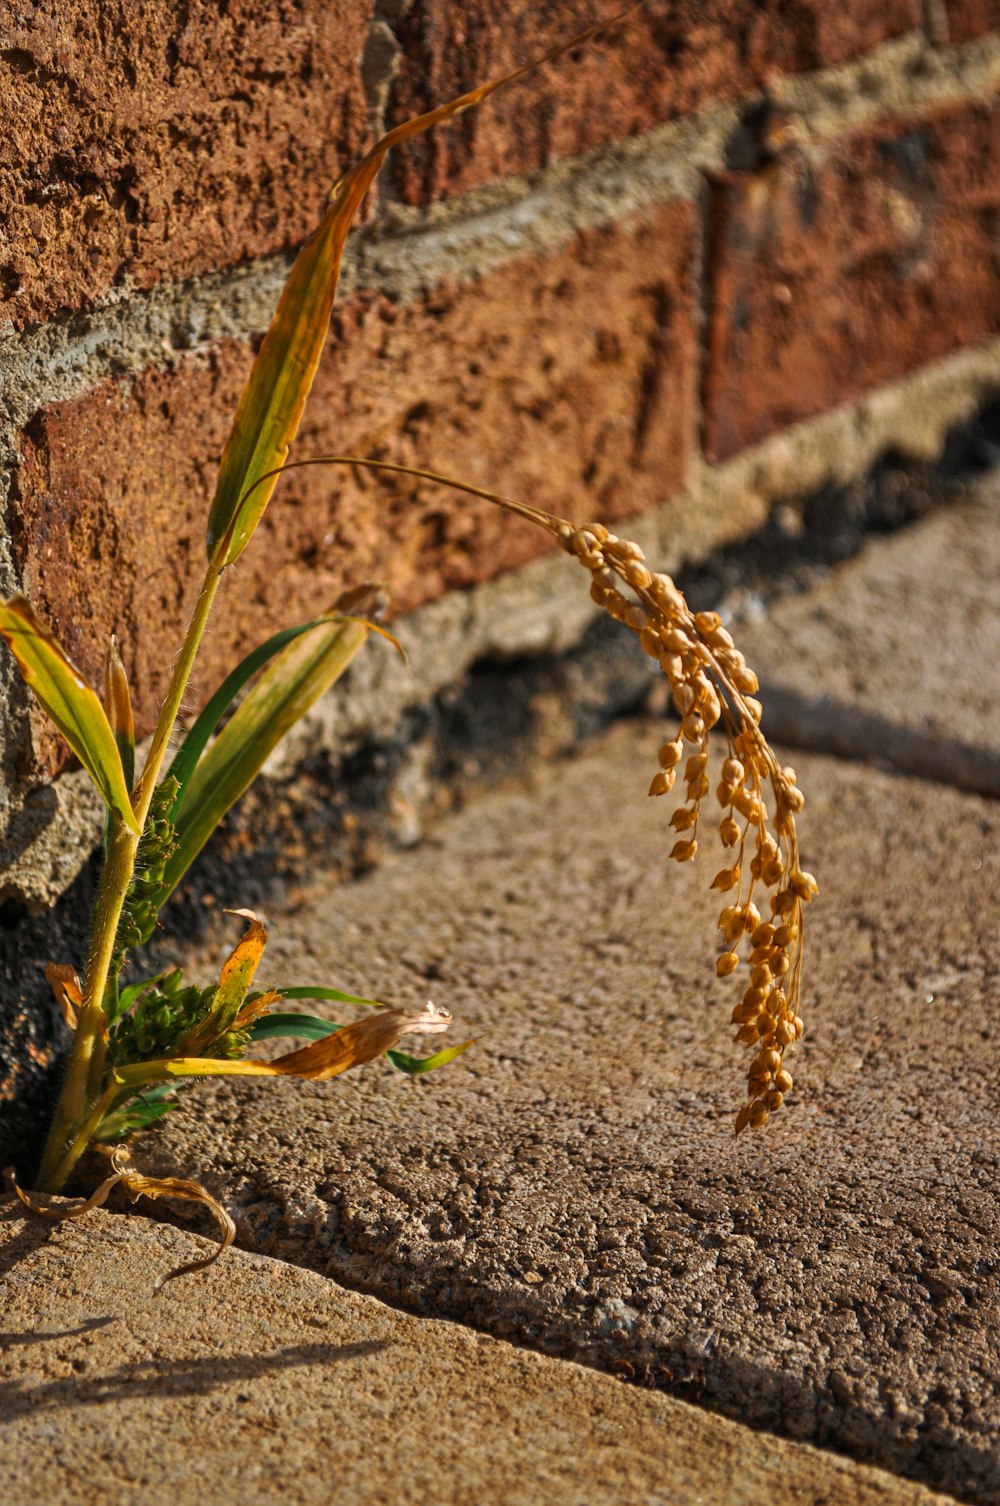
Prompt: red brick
<box><xmin>702</xmin><ymin>99</ymin><xmax>1000</xmax><ymax>461</ymax></box>
<box><xmin>385</xmin><ymin>0</ymin><xmax>921</xmax><ymax>205</ymax></box>
<box><xmin>941</xmin><ymin>0</ymin><xmax>1000</xmax><ymax>42</ymax></box>
<box><xmin>0</xmin><ymin>0</ymin><xmax>370</xmax><ymax>328</ymax></box>
<box><xmin>13</xmin><ymin>201</ymin><xmax>697</xmax><ymax>776</ymax></box>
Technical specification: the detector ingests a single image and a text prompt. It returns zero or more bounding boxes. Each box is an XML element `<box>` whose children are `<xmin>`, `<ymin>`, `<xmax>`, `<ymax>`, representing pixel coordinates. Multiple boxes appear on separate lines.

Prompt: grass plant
<box><xmin>0</xmin><ymin>4</ymin><xmax>815</xmax><ymax>1281</ymax></box>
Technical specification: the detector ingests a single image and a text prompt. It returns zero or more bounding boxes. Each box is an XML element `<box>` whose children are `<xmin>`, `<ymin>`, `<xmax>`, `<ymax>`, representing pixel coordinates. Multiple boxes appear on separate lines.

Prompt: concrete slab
<box><xmin>735</xmin><ymin>484</ymin><xmax>1000</xmax><ymax>794</ymax></box>
<box><xmin>118</xmin><ymin>721</ymin><xmax>1000</xmax><ymax>1505</ymax></box>
<box><xmin>0</xmin><ymin>1207</ymin><xmax>955</xmax><ymax>1506</ymax></box>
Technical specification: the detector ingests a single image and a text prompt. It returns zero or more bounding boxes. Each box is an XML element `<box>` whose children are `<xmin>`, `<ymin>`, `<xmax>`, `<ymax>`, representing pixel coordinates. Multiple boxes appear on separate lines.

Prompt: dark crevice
<box><xmin>677</xmin><ymin>401</ymin><xmax>1000</xmax><ymax>619</ymax></box>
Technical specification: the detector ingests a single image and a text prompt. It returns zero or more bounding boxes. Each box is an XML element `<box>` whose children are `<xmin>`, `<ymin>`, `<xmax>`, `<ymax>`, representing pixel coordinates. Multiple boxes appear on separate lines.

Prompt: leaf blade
<box><xmin>115</xmin><ymin>1004</ymin><xmax>452</xmax><ymax>1086</ymax></box>
<box><xmin>0</xmin><ymin>596</ymin><xmax>139</xmax><ymax>832</ymax></box>
<box><xmin>158</xmin><ymin>605</ymin><xmax>376</xmax><ymax>898</ymax></box>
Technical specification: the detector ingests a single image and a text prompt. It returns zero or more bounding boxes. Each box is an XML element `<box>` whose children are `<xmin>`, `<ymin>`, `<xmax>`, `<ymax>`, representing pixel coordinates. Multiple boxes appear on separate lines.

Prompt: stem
<box><xmin>36</xmin><ymin>559</ymin><xmax>224</xmax><ymax>1193</ymax></box>
<box><xmin>38</xmin><ymin>1080</ymin><xmax>122</xmax><ymax>1198</ymax></box>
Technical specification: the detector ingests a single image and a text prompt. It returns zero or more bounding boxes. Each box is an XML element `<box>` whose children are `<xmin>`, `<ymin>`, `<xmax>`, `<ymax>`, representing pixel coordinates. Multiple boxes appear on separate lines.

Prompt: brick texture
<box><xmin>0</xmin><ymin>0</ymin><xmax>370</xmax><ymax>328</ymax></box>
<box><xmin>702</xmin><ymin>99</ymin><xmax>1000</xmax><ymax>461</ymax></box>
<box><xmin>13</xmin><ymin>202</ymin><xmax>697</xmax><ymax>776</ymax></box>
<box><xmin>942</xmin><ymin>0</ymin><xmax>1000</xmax><ymax>42</ymax></box>
<box><xmin>385</xmin><ymin>0</ymin><xmax>921</xmax><ymax>205</ymax></box>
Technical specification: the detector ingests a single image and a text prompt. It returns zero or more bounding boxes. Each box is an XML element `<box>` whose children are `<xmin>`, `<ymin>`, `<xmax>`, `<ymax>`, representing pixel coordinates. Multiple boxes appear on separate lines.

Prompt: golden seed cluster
<box><xmin>556</xmin><ymin>519</ymin><xmax>817</xmax><ymax>1133</ymax></box>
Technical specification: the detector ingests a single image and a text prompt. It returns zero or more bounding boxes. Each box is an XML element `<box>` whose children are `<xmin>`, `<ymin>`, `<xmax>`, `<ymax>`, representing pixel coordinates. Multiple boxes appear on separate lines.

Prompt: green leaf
<box><xmin>158</xmin><ymin>609</ymin><xmax>374</xmax><ymax>899</ymax></box>
<box><xmin>267</xmin><ymin>985</ymin><xmax>384</xmax><ymax>1008</ymax></box>
<box><xmin>387</xmin><ymin>1041</ymin><xmax>474</xmax><ymax>1075</ymax></box>
<box><xmin>249</xmin><ymin>1012</ymin><xmax>341</xmax><ymax>1043</ymax></box>
<box><xmin>95</xmin><ymin>1085</ymin><xmax>180</xmax><ymax>1142</ymax></box>
<box><xmin>166</xmin><ymin>613</ymin><xmax>345</xmax><ymax>810</ymax></box>
<box><xmin>0</xmin><ymin>596</ymin><xmax>140</xmax><ymax>833</ymax></box>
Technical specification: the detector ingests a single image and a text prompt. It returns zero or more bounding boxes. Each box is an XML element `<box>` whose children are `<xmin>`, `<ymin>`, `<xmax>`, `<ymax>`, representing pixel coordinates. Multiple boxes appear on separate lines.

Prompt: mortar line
<box><xmin>2</xmin><ymin>26</ymin><xmax>1000</xmax><ymax>434</ymax></box>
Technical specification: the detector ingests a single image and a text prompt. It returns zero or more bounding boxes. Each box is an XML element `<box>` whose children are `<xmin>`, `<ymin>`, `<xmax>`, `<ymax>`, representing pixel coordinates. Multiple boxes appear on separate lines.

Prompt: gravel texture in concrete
<box><xmin>124</xmin><ymin>721</ymin><xmax>1000</xmax><ymax>1506</ymax></box>
<box><xmin>0</xmin><ymin>1206</ymin><xmax>958</xmax><ymax>1506</ymax></box>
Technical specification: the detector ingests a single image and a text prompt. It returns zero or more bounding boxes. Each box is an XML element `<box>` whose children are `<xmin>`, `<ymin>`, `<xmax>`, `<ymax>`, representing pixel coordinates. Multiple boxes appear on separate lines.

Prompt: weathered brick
<box><xmin>702</xmin><ymin>98</ymin><xmax>1000</xmax><ymax>461</ymax></box>
<box><xmin>0</xmin><ymin>0</ymin><xmax>370</xmax><ymax>328</ymax></box>
<box><xmin>941</xmin><ymin>0</ymin><xmax>1000</xmax><ymax>42</ymax></box>
<box><xmin>386</xmin><ymin>0</ymin><xmax>921</xmax><ymax>204</ymax></box>
<box><xmin>13</xmin><ymin>201</ymin><xmax>697</xmax><ymax>775</ymax></box>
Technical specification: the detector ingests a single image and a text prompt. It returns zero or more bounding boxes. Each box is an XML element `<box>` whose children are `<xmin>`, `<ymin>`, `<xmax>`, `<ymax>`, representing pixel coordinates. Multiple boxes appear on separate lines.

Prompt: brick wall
<box><xmin>3</xmin><ymin>0</ymin><xmax>1000</xmax><ymax>903</ymax></box>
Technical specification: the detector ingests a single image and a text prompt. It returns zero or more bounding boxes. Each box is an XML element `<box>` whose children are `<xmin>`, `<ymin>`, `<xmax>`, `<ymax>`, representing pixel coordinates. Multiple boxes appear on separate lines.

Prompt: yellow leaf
<box><xmin>0</xmin><ymin>596</ymin><xmax>140</xmax><ymax>832</ymax></box>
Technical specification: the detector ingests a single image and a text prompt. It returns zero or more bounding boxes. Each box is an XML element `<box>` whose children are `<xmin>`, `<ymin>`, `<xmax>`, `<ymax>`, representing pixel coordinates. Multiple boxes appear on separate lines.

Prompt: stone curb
<box><xmin>0</xmin><ymin>1207</ymin><xmax>958</xmax><ymax>1506</ymax></box>
<box><xmin>130</xmin><ymin>721</ymin><xmax>1000</xmax><ymax>1506</ymax></box>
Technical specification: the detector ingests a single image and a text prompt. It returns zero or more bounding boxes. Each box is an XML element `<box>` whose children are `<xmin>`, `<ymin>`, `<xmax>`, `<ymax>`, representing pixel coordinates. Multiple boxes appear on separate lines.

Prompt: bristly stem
<box><xmin>36</xmin><ymin>559</ymin><xmax>225</xmax><ymax>1193</ymax></box>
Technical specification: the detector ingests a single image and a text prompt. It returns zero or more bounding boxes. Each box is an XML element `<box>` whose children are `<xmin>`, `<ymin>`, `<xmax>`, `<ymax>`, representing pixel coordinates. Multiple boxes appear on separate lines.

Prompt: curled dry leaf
<box><xmin>6</xmin><ymin>1147</ymin><xmax>235</xmax><ymax>1292</ymax></box>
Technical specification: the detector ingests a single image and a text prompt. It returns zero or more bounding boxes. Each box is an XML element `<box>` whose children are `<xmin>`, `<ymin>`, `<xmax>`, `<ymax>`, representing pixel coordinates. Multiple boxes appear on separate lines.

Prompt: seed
<box><xmin>639</xmin><ymin>625</ymin><xmax>662</xmax><ymax>658</ymax></box>
<box><xmin>736</xmin><ymin>1022</ymin><xmax>761</xmax><ymax>1045</ymax></box>
<box><xmin>685</xmin><ymin>752</ymin><xmax>709</xmax><ymax>779</ymax></box>
<box><xmin>674</xmin><ymin>683</ymin><xmax>695</xmax><ymax>715</ymax></box>
<box><xmin>774</xmin><ymin>924</ymin><xmax>799</xmax><ymax>946</ymax></box>
<box><xmin>774</xmin><ymin>1068</ymin><xmax>793</xmax><ymax>1094</ymax></box>
<box><xmin>570</xmin><ymin>529</ymin><xmax>599</xmax><ymax>557</ymax></box>
<box><xmin>758</xmin><ymin>1047</ymin><xmax>782</xmax><ymax>1074</ymax></box>
<box><xmin>609</xmin><ymin>537</ymin><xmax>645</xmax><ymax>562</ymax></box>
<box><xmin>716</xmin><ymin>951</ymin><xmax>740</xmax><ymax>977</ymax></box>
<box><xmin>650</xmin><ymin>573</ymin><xmax>686</xmax><ymax>612</ymax></box>
<box><xmin>710</xmin><ymin>865</ymin><xmax>741</xmax><ymax>892</ymax></box>
<box><xmin>658</xmin><ymin>740</ymin><xmax>683</xmax><ymax>769</ymax></box>
<box><xmin>751</xmin><ymin>922</ymin><xmax>775</xmax><ymax>947</ymax></box>
<box><xmin>625</xmin><ymin>560</ymin><xmax>653</xmax><ymax>590</ymax></box>
<box><xmin>749</xmin><ymin>1102</ymin><xmax>769</xmax><ymax>1129</ymax></box>
<box><xmin>623</xmin><ymin>604</ymin><xmax>647</xmax><ymax>633</ymax></box>
<box><xmin>681</xmin><ymin>711</ymin><xmax>705</xmax><ymax>742</ymax></box>
<box><xmin>792</xmin><ymin>869</ymin><xmax>819</xmax><ymax>900</ymax></box>
<box><xmin>734</xmin><ymin>666</ymin><xmax>760</xmax><ymax>694</ymax></box>
<box><xmin>765</xmin><ymin>1090</ymin><xmax>784</xmax><ymax>1111</ymax></box>
<box><xmin>751</xmin><ymin>963</ymin><xmax>772</xmax><ymax>989</ymax></box>
<box><xmin>669</xmin><ymin>838</ymin><xmax>698</xmax><ymax>862</ymax></box>
<box><xmin>701</xmin><ymin>688</ymin><xmax>722</xmax><ymax>727</ymax></box>
<box><xmin>687</xmin><ymin>773</ymin><xmax>710</xmax><ymax>801</ymax></box>
<box><xmin>670</xmin><ymin>807</ymin><xmax>697</xmax><ymax>830</ymax></box>
<box><xmin>695</xmin><ymin>610</ymin><xmax>722</xmax><ymax>633</ymax></box>
<box><xmin>744</xmin><ymin>696</ymin><xmax>763</xmax><ymax>723</ymax></box>
<box><xmin>648</xmin><ymin>770</ymin><xmax>674</xmax><ymax>797</ymax></box>
<box><xmin>719</xmin><ymin>816</ymin><xmax>741</xmax><ymax>846</ymax></box>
